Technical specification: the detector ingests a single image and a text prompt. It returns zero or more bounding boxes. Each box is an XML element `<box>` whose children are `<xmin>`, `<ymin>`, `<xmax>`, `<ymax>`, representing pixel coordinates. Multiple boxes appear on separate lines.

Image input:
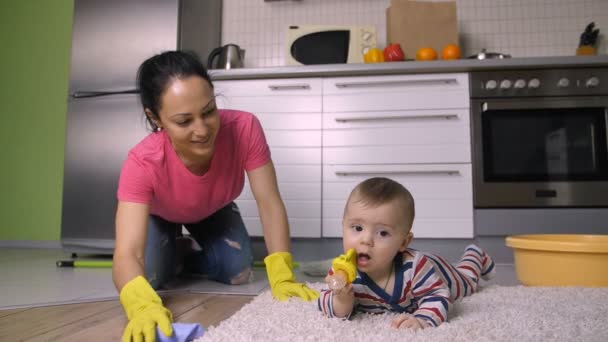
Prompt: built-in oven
<box><xmin>471</xmin><ymin>67</ymin><xmax>608</xmax><ymax>235</ymax></box>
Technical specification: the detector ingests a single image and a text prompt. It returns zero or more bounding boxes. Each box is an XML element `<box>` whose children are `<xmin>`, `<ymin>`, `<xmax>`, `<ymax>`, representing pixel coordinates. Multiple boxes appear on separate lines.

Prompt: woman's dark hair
<box><xmin>136</xmin><ymin>50</ymin><xmax>213</xmax><ymax>131</ymax></box>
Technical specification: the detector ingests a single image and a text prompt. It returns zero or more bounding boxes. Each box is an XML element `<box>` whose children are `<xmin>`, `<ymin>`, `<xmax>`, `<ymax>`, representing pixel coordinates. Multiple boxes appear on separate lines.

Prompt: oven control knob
<box><xmin>514</xmin><ymin>79</ymin><xmax>526</xmax><ymax>89</ymax></box>
<box><xmin>485</xmin><ymin>80</ymin><xmax>498</xmax><ymax>90</ymax></box>
<box><xmin>362</xmin><ymin>32</ymin><xmax>373</xmax><ymax>41</ymax></box>
<box><xmin>499</xmin><ymin>80</ymin><xmax>512</xmax><ymax>89</ymax></box>
<box><xmin>528</xmin><ymin>78</ymin><xmax>541</xmax><ymax>89</ymax></box>
<box><xmin>586</xmin><ymin>76</ymin><xmax>600</xmax><ymax>88</ymax></box>
<box><xmin>557</xmin><ymin>78</ymin><xmax>570</xmax><ymax>88</ymax></box>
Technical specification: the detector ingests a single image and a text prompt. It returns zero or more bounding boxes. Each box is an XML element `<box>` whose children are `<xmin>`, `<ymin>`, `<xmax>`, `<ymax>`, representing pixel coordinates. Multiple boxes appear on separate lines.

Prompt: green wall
<box><xmin>0</xmin><ymin>1</ymin><xmax>74</xmax><ymax>241</ymax></box>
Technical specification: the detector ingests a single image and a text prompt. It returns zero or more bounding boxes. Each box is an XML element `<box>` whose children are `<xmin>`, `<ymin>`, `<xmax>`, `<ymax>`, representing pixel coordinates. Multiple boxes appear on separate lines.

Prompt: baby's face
<box><xmin>342</xmin><ymin>196</ymin><xmax>412</xmax><ymax>279</ymax></box>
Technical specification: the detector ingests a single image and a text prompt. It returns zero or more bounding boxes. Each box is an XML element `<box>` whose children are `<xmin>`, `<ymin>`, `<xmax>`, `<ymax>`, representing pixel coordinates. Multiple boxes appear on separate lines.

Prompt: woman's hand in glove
<box><xmin>120</xmin><ymin>275</ymin><xmax>174</xmax><ymax>342</ymax></box>
<box><xmin>264</xmin><ymin>252</ymin><xmax>319</xmax><ymax>301</ymax></box>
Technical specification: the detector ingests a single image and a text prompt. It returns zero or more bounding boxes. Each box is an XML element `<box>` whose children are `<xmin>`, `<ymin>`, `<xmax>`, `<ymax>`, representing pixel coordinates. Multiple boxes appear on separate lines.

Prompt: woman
<box><xmin>113</xmin><ymin>50</ymin><xmax>318</xmax><ymax>342</ymax></box>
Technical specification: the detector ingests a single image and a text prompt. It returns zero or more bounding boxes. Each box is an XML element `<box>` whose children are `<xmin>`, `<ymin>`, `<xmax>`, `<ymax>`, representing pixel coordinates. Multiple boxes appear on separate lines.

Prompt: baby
<box><xmin>318</xmin><ymin>177</ymin><xmax>495</xmax><ymax>329</ymax></box>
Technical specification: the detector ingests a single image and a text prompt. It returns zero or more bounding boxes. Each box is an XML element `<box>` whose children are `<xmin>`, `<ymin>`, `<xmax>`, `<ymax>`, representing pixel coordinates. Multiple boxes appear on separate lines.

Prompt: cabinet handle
<box><xmin>268</xmin><ymin>84</ymin><xmax>311</xmax><ymax>91</ymax></box>
<box><xmin>334</xmin><ymin>78</ymin><xmax>458</xmax><ymax>89</ymax></box>
<box><xmin>335</xmin><ymin>113</ymin><xmax>458</xmax><ymax>122</ymax></box>
<box><xmin>71</xmin><ymin>89</ymin><xmax>139</xmax><ymax>99</ymax></box>
<box><xmin>335</xmin><ymin>170</ymin><xmax>460</xmax><ymax>176</ymax></box>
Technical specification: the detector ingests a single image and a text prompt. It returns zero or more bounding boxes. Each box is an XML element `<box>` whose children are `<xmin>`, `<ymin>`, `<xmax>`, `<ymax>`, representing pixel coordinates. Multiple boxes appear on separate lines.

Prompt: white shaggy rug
<box><xmin>197</xmin><ymin>283</ymin><xmax>608</xmax><ymax>342</ymax></box>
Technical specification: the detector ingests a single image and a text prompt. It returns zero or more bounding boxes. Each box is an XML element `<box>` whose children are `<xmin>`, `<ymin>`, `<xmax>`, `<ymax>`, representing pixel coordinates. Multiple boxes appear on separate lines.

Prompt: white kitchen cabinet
<box><xmin>323</xmin><ymin>73</ymin><xmax>469</xmax><ymax>111</ymax></box>
<box><xmin>214</xmin><ymin>78</ymin><xmax>322</xmax><ymax>238</ymax></box>
<box><xmin>322</xmin><ymin>164</ymin><xmax>473</xmax><ymax>238</ymax></box>
<box><xmin>323</xmin><ymin>108</ymin><xmax>471</xmax><ymax>164</ymax></box>
<box><xmin>214</xmin><ymin>72</ymin><xmax>473</xmax><ymax>239</ymax></box>
<box><xmin>322</xmin><ymin>73</ymin><xmax>473</xmax><ymax>238</ymax></box>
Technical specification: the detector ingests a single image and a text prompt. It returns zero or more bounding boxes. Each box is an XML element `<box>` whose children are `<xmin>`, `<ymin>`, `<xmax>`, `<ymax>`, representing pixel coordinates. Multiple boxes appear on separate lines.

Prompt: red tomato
<box><xmin>383</xmin><ymin>44</ymin><xmax>405</xmax><ymax>62</ymax></box>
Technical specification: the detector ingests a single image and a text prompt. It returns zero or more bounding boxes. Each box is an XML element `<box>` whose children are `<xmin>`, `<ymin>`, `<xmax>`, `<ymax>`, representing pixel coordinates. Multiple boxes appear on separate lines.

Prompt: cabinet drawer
<box><xmin>323</xmin><ymin>144</ymin><xmax>470</xmax><ymax>164</ymax></box>
<box><xmin>323</xmin><ymin>163</ymin><xmax>472</xmax><ymax>197</ymax></box>
<box><xmin>240</xmin><ymin>182</ymin><xmax>321</xmax><ymax>201</ymax></box>
<box><xmin>324</xmin><ymin>197</ymin><xmax>472</xmax><ymax>220</ymax></box>
<box><xmin>322</xmin><ymin>218</ymin><xmax>473</xmax><ymax>238</ymax></box>
<box><xmin>258</xmin><ymin>112</ymin><xmax>322</xmax><ymax>130</ymax></box>
<box><xmin>323</xmin><ymin>110</ymin><xmax>469</xmax><ymax>147</ymax></box>
<box><xmin>271</xmin><ymin>147</ymin><xmax>321</xmax><ymax>165</ymax></box>
<box><xmin>323</xmin><ymin>108</ymin><xmax>469</xmax><ymax>130</ymax></box>
<box><xmin>241</xmin><ymin>165</ymin><xmax>321</xmax><ymax>190</ymax></box>
<box><xmin>216</xmin><ymin>95</ymin><xmax>321</xmax><ymax>113</ymax></box>
<box><xmin>274</xmin><ymin>165</ymin><xmax>321</xmax><ymax>182</ymax></box>
<box><xmin>323</xmin><ymin>73</ymin><xmax>469</xmax><ymax>112</ymax></box>
<box><xmin>242</xmin><ymin>217</ymin><xmax>321</xmax><ymax>238</ymax></box>
<box><xmin>237</xmin><ymin>199</ymin><xmax>320</xmax><ymax>220</ymax></box>
<box><xmin>323</xmin><ymin>164</ymin><xmax>472</xmax><ymax>198</ymax></box>
<box><xmin>215</xmin><ymin>78</ymin><xmax>322</xmax><ymax>114</ymax></box>
<box><xmin>266</xmin><ymin>130</ymin><xmax>321</xmax><ymax>148</ymax></box>
<box><xmin>322</xmin><ymin>163</ymin><xmax>473</xmax><ymax>238</ymax></box>
<box><xmin>237</xmin><ymin>178</ymin><xmax>321</xmax><ymax>238</ymax></box>
<box><xmin>215</xmin><ymin>78</ymin><xmax>322</xmax><ymax>96</ymax></box>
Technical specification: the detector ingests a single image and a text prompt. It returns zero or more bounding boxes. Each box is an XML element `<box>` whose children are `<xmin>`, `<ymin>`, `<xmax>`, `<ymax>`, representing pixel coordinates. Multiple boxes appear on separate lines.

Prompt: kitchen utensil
<box><xmin>577</xmin><ymin>22</ymin><xmax>600</xmax><ymax>55</ymax></box>
<box><xmin>467</xmin><ymin>48</ymin><xmax>511</xmax><ymax>60</ymax></box>
<box><xmin>207</xmin><ymin>44</ymin><xmax>245</xmax><ymax>69</ymax></box>
<box><xmin>579</xmin><ymin>22</ymin><xmax>600</xmax><ymax>47</ymax></box>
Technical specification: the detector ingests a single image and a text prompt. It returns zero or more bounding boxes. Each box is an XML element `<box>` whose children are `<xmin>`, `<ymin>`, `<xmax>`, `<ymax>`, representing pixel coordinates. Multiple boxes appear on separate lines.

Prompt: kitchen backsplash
<box><xmin>221</xmin><ymin>0</ymin><xmax>608</xmax><ymax>68</ymax></box>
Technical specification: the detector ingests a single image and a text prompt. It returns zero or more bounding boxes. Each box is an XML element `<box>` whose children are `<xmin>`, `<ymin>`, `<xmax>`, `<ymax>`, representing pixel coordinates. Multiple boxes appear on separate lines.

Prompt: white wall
<box><xmin>221</xmin><ymin>0</ymin><xmax>608</xmax><ymax>68</ymax></box>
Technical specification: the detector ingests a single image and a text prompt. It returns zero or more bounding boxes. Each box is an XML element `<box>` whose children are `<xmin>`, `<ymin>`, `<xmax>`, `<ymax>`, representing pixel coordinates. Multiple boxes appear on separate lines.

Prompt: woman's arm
<box><xmin>113</xmin><ymin>201</ymin><xmax>175</xmax><ymax>341</ymax></box>
<box><xmin>113</xmin><ymin>201</ymin><xmax>151</xmax><ymax>291</ymax></box>
<box><xmin>246</xmin><ymin>161</ymin><xmax>290</xmax><ymax>253</ymax></box>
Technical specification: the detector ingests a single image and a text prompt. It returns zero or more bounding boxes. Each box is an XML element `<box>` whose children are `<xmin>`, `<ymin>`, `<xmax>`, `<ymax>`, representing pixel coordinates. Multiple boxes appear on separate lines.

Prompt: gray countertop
<box><xmin>208</xmin><ymin>55</ymin><xmax>608</xmax><ymax>80</ymax></box>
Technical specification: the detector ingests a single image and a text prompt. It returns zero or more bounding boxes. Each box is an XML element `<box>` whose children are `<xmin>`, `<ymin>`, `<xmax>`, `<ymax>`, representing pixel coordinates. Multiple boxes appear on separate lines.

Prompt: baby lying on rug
<box><xmin>318</xmin><ymin>177</ymin><xmax>495</xmax><ymax>329</ymax></box>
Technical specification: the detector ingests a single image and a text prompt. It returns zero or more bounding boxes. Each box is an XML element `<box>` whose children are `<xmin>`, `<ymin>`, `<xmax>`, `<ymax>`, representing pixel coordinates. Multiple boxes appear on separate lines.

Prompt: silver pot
<box><xmin>468</xmin><ymin>48</ymin><xmax>511</xmax><ymax>60</ymax></box>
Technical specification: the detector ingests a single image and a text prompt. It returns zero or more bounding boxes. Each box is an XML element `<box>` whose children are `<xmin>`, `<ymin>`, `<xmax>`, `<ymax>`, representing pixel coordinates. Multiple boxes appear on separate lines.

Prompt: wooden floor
<box><xmin>0</xmin><ymin>292</ymin><xmax>253</xmax><ymax>341</ymax></box>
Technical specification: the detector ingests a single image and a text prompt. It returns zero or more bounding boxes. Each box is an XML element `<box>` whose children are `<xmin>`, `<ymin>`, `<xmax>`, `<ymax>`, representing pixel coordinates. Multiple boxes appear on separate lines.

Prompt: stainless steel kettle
<box><xmin>207</xmin><ymin>44</ymin><xmax>245</xmax><ymax>69</ymax></box>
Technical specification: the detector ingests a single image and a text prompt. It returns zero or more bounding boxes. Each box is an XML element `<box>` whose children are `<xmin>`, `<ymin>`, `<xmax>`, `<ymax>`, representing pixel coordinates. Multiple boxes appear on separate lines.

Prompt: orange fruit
<box><xmin>364</xmin><ymin>48</ymin><xmax>385</xmax><ymax>63</ymax></box>
<box><xmin>442</xmin><ymin>44</ymin><xmax>462</xmax><ymax>60</ymax></box>
<box><xmin>416</xmin><ymin>47</ymin><xmax>438</xmax><ymax>61</ymax></box>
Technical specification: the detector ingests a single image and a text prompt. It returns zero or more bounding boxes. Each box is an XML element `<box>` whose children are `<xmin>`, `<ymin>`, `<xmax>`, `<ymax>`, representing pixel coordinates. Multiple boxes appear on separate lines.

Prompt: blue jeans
<box><xmin>144</xmin><ymin>202</ymin><xmax>253</xmax><ymax>290</ymax></box>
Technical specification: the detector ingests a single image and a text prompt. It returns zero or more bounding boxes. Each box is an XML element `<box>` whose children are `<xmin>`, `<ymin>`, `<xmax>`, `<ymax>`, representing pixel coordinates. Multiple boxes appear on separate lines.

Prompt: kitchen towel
<box><xmin>158</xmin><ymin>323</ymin><xmax>205</xmax><ymax>342</ymax></box>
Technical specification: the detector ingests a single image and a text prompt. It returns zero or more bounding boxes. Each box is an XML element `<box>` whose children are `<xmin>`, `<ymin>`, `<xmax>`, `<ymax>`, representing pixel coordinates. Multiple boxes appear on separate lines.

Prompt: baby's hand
<box><xmin>325</xmin><ymin>278</ymin><xmax>354</xmax><ymax>318</ymax></box>
<box><xmin>391</xmin><ymin>313</ymin><xmax>429</xmax><ymax>330</ymax></box>
<box><xmin>332</xmin><ymin>283</ymin><xmax>353</xmax><ymax>299</ymax></box>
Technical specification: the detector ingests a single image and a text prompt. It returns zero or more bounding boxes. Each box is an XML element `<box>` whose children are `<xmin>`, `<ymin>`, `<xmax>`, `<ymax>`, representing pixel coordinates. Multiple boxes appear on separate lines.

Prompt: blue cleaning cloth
<box><xmin>157</xmin><ymin>323</ymin><xmax>206</xmax><ymax>342</ymax></box>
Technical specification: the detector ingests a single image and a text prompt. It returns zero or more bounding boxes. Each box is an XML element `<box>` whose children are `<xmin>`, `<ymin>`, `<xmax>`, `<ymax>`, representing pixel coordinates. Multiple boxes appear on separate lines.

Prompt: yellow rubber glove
<box><xmin>332</xmin><ymin>248</ymin><xmax>358</xmax><ymax>283</ymax></box>
<box><xmin>120</xmin><ymin>275</ymin><xmax>174</xmax><ymax>342</ymax></box>
<box><xmin>264</xmin><ymin>252</ymin><xmax>320</xmax><ymax>301</ymax></box>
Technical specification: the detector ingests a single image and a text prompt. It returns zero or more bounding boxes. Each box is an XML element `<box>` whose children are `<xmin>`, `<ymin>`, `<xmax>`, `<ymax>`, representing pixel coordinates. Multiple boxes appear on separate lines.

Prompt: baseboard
<box><xmin>0</xmin><ymin>240</ymin><xmax>62</xmax><ymax>249</ymax></box>
<box><xmin>252</xmin><ymin>236</ymin><xmax>515</xmax><ymax>264</ymax></box>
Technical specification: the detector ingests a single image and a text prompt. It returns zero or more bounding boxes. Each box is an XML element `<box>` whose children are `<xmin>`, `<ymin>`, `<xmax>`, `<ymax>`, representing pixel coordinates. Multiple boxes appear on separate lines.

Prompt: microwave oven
<box><xmin>286</xmin><ymin>25</ymin><xmax>377</xmax><ymax>65</ymax></box>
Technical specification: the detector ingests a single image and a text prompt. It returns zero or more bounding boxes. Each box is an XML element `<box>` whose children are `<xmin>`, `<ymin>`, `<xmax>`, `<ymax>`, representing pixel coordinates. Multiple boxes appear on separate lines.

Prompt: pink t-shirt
<box><xmin>117</xmin><ymin>109</ymin><xmax>271</xmax><ymax>223</ymax></box>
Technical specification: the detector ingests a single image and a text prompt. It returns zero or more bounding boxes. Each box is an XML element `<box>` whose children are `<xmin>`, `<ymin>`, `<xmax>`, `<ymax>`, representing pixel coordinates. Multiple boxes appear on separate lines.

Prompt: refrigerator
<box><xmin>61</xmin><ymin>0</ymin><xmax>222</xmax><ymax>255</ymax></box>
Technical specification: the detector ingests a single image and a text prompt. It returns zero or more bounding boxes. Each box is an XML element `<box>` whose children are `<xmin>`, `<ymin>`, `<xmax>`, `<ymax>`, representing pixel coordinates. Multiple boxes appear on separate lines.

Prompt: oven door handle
<box><xmin>481</xmin><ymin>98</ymin><xmax>608</xmax><ymax>112</ymax></box>
<box><xmin>482</xmin><ymin>101</ymin><xmax>537</xmax><ymax>112</ymax></box>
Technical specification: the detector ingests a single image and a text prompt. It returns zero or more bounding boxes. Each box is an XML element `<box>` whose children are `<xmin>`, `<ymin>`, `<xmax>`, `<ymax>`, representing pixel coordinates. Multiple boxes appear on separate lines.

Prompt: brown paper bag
<box><xmin>387</xmin><ymin>0</ymin><xmax>458</xmax><ymax>57</ymax></box>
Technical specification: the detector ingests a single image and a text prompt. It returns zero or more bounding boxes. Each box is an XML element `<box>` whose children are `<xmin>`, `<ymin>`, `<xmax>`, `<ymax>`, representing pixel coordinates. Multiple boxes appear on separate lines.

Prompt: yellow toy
<box><xmin>327</xmin><ymin>249</ymin><xmax>358</xmax><ymax>290</ymax></box>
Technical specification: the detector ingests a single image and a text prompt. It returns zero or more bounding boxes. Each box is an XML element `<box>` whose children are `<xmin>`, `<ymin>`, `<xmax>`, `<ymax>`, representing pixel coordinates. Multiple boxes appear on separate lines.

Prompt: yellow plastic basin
<box><xmin>505</xmin><ymin>234</ymin><xmax>608</xmax><ymax>287</ymax></box>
